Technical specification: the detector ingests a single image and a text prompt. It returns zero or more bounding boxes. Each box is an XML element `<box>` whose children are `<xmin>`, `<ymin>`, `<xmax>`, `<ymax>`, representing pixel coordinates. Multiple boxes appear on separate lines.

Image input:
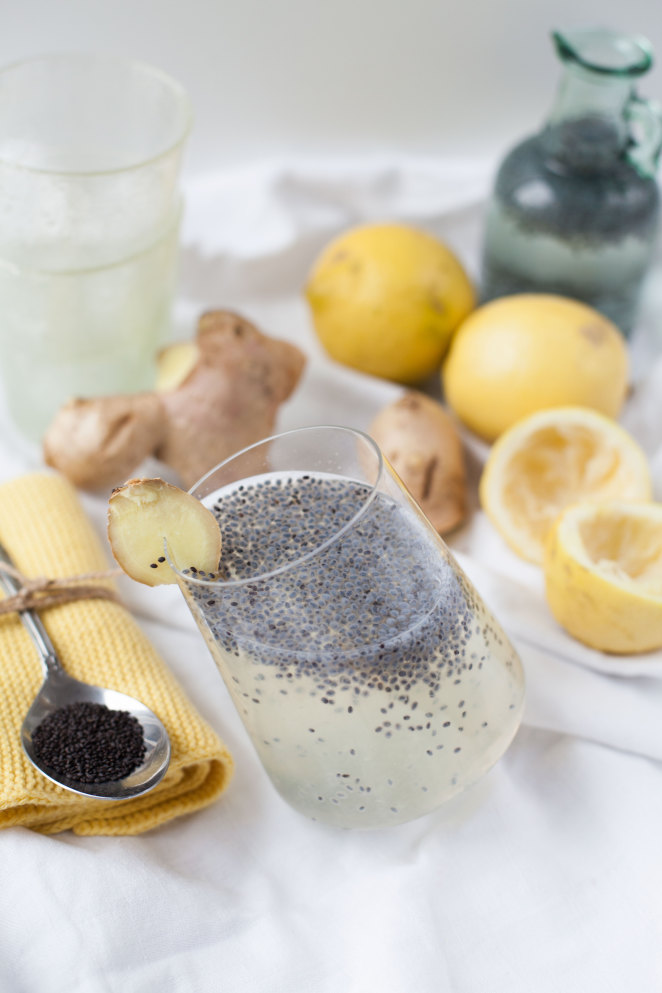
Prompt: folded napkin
<box><xmin>0</xmin><ymin>471</ymin><xmax>233</xmax><ymax>835</ymax></box>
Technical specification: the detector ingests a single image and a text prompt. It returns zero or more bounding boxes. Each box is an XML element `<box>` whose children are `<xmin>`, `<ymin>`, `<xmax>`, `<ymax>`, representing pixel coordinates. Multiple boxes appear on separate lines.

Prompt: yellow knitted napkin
<box><xmin>0</xmin><ymin>471</ymin><xmax>233</xmax><ymax>835</ymax></box>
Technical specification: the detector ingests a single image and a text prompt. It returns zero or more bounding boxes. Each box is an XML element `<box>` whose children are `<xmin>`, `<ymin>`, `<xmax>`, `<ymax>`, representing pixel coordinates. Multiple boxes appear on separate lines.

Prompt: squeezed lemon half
<box><xmin>544</xmin><ymin>501</ymin><xmax>662</xmax><ymax>654</ymax></box>
<box><xmin>479</xmin><ymin>406</ymin><xmax>652</xmax><ymax>564</ymax></box>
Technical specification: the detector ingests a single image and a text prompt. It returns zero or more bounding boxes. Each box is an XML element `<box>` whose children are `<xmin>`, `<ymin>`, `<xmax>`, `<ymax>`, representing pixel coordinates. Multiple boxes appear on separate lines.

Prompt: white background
<box><xmin>2</xmin><ymin>5</ymin><xmax>662</xmax><ymax>993</ymax></box>
<box><xmin>2</xmin><ymin>0</ymin><xmax>661</xmax><ymax>178</ymax></box>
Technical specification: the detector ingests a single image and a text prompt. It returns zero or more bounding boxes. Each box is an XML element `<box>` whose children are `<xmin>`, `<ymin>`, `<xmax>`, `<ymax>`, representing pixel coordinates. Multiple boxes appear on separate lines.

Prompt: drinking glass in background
<box><xmin>174</xmin><ymin>426</ymin><xmax>525</xmax><ymax>830</ymax></box>
<box><xmin>0</xmin><ymin>53</ymin><xmax>192</xmax><ymax>442</ymax></box>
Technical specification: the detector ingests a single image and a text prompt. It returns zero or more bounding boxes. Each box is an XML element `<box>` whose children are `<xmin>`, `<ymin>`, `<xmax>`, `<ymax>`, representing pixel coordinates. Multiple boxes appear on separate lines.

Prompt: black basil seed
<box><xmin>31</xmin><ymin>702</ymin><xmax>146</xmax><ymax>783</ymax></box>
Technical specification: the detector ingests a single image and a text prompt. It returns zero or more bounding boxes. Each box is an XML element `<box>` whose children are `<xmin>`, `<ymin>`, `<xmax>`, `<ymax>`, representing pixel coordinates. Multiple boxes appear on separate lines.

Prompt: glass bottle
<box><xmin>480</xmin><ymin>28</ymin><xmax>662</xmax><ymax>336</ymax></box>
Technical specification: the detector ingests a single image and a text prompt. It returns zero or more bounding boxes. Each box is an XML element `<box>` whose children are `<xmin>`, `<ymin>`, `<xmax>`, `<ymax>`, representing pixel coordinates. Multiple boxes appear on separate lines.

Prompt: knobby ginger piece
<box><xmin>156</xmin><ymin>311</ymin><xmax>306</xmax><ymax>487</ymax></box>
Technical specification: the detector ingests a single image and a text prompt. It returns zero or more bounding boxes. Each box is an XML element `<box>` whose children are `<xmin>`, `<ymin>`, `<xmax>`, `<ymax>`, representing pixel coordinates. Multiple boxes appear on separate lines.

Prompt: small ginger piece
<box><xmin>42</xmin><ymin>310</ymin><xmax>306</xmax><ymax>492</ymax></box>
<box><xmin>369</xmin><ymin>392</ymin><xmax>467</xmax><ymax>534</ymax></box>
<box><xmin>108</xmin><ymin>477</ymin><xmax>222</xmax><ymax>586</ymax></box>
<box><xmin>43</xmin><ymin>394</ymin><xmax>165</xmax><ymax>492</ymax></box>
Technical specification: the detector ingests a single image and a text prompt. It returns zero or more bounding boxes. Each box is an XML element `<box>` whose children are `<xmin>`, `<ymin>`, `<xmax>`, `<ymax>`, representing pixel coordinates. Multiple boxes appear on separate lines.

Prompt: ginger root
<box><xmin>369</xmin><ymin>391</ymin><xmax>467</xmax><ymax>534</ymax></box>
<box><xmin>43</xmin><ymin>311</ymin><xmax>306</xmax><ymax>492</ymax></box>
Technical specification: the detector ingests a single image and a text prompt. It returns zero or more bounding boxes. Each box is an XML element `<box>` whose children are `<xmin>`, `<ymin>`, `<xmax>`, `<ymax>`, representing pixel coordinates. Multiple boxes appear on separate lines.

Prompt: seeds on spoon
<box><xmin>107</xmin><ymin>477</ymin><xmax>222</xmax><ymax>586</ymax></box>
<box><xmin>32</xmin><ymin>701</ymin><xmax>146</xmax><ymax>783</ymax></box>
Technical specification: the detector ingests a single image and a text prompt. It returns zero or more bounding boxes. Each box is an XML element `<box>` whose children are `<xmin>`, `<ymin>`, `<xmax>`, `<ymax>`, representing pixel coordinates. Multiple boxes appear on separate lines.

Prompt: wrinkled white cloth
<box><xmin>1</xmin><ymin>158</ymin><xmax>662</xmax><ymax>993</ymax></box>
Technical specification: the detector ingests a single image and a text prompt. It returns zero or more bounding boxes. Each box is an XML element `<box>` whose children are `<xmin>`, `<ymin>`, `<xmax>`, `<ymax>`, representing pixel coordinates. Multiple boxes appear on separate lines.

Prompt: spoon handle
<box><xmin>0</xmin><ymin>542</ymin><xmax>62</xmax><ymax>676</ymax></box>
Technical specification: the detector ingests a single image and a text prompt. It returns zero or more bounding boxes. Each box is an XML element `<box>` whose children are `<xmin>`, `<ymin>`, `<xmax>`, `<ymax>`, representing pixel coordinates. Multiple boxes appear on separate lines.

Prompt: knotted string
<box><xmin>0</xmin><ymin>562</ymin><xmax>123</xmax><ymax>615</ymax></box>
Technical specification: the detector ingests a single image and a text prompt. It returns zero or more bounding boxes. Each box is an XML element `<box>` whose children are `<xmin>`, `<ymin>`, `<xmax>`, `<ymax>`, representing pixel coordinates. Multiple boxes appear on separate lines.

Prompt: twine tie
<box><xmin>0</xmin><ymin>562</ymin><xmax>122</xmax><ymax>615</ymax></box>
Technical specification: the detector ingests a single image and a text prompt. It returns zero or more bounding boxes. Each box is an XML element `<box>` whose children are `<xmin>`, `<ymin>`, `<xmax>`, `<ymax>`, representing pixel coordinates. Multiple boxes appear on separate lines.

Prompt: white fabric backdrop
<box><xmin>1</xmin><ymin>159</ymin><xmax>661</xmax><ymax>992</ymax></box>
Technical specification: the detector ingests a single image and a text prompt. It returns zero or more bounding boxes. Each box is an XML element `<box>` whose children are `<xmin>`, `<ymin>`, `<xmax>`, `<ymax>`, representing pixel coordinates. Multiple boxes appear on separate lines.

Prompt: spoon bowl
<box><xmin>0</xmin><ymin>543</ymin><xmax>171</xmax><ymax>800</ymax></box>
<box><xmin>21</xmin><ymin>668</ymin><xmax>171</xmax><ymax>799</ymax></box>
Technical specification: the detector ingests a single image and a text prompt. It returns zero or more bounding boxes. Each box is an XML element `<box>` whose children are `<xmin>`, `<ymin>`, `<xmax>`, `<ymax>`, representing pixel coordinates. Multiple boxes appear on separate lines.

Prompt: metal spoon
<box><xmin>0</xmin><ymin>542</ymin><xmax>171</xmax><ymax>800</ymax></box>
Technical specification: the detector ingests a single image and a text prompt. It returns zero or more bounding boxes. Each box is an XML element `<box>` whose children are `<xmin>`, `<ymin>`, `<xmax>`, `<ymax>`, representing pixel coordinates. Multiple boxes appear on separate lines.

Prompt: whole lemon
<box><xmin>305</xmin><ymin>223</ymin><xmax>475</xmax><ymax>383</ymax></box>
<box><xmin>442</xmin><ymin>294</ymin><xmax>628</xmax><ymax>441</ymax></box>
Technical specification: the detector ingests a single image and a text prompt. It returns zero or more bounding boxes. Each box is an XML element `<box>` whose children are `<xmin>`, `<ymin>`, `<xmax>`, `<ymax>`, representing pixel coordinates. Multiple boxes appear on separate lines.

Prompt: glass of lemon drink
<box><xmin>175</xmin><ymin>426</ymin><xmax>525</xmax><ymax>829</ymax></box>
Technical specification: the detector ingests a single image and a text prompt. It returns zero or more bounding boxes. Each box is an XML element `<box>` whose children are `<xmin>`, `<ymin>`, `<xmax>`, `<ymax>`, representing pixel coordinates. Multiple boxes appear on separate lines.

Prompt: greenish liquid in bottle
<box><xmin>481</xmin><ymin>29</ymin><xmax>662</xmax><ymax>336</ymax></box>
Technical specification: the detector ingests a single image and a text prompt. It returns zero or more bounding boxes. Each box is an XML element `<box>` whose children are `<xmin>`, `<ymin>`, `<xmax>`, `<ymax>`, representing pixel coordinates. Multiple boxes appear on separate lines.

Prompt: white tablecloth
<box><xmin>1</xmin><ymin>158</ymin><xmax>662</xmax><ymax>992</ymax></box>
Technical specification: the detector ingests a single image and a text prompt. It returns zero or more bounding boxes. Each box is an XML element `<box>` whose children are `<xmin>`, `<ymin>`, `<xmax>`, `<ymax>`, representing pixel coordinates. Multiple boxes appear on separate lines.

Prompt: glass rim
<box><xmin>0</xmin><ymin>197</ymin><xmax>182</xmax><ymax>277</ymax></box>
<box><xmin>170</xmin><ymin>424</ymin><xmax>385</xmax><ymax>589</ymax></box>
<box><xmin>552</xmin><ymin>28</ymin><xmax>654</xmax><ymax>78</ymax></box>
<box><xmin>0</xmin><ymin>52</ymin><xmax>193</xmax><ymax>177</ymax></box>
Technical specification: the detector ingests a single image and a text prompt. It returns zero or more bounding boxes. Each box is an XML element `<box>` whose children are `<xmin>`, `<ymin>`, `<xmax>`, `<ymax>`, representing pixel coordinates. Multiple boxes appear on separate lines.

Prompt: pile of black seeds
<box><xmin>31</xmin><ymin>701</ymin><xmax>146</xmax><ymax>784</ymax></box>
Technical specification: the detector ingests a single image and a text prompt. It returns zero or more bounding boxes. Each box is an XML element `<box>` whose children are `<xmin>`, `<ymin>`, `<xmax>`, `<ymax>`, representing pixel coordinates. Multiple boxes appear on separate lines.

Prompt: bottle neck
<box><xmin>542</xmin><ymin>65</ymin><xmax>633</xmax><ymax>172</ymax></box>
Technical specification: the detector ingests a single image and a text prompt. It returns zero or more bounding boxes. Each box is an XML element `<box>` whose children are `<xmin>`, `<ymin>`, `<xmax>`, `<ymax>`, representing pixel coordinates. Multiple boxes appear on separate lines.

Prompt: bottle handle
<box><xmin>626</xmin><ymin>95</ymin><xmax>662</xmax><ymax>178</ymax></box>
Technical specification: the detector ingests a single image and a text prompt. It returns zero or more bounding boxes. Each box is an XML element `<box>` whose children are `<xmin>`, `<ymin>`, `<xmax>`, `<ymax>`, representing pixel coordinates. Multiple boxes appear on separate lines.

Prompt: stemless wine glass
<box><xmin>174</xmin><ymin>426</ymin><xmax>525</xmax><ymax>829</ymax></box>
